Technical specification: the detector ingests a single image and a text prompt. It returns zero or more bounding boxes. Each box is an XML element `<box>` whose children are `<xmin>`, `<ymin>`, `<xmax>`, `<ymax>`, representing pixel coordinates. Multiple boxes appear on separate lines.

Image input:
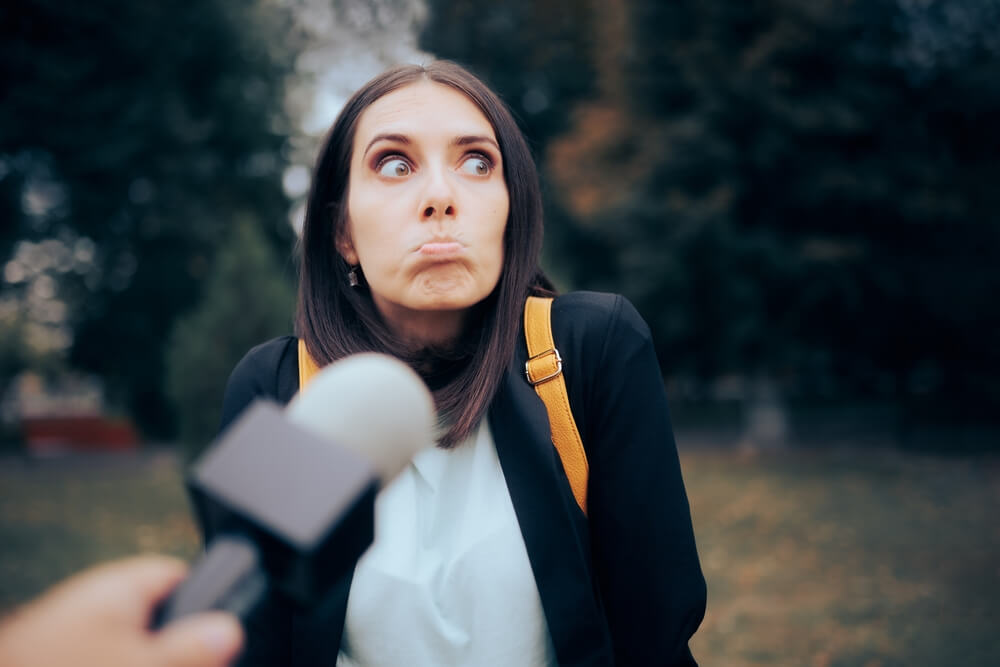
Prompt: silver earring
<box><xmin>347</xmin><ymin>267</ymin><xmax>359</xmax><ymax>287</ymax></box>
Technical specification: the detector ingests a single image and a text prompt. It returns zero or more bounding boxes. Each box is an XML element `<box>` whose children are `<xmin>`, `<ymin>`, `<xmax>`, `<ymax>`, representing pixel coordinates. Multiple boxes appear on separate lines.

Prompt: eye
<box><xmin>376</xmin><ymin>157</ymin><xmax>412</xmax><ymax>178</ymax></box>
<box><xmin>459</xmin><ymin>154</ymin><xmax>493</xmax><ymax>176</ymax></box>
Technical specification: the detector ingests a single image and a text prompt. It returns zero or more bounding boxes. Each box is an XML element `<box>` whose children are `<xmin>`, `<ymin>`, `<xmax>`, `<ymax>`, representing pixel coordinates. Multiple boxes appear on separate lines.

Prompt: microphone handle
<box><xmin>151</xmin><ymin>534</ymin><xmax>268</xmax><ymax>629</ymax></box>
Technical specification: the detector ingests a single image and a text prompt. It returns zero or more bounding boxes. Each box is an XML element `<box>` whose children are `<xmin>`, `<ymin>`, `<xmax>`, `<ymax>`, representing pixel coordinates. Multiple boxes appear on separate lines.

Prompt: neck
<box><xmin>374</xmin><ymin>300</ymin><xmax>467</xmax><ymax>348</ymax></box>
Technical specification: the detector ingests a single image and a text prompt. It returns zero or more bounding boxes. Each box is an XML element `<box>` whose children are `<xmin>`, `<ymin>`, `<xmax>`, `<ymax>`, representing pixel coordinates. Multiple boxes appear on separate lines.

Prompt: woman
<box><xmin>219</xmin><ymin>61</ymin><xmax>706</xmax><ymax>666</ymax></box>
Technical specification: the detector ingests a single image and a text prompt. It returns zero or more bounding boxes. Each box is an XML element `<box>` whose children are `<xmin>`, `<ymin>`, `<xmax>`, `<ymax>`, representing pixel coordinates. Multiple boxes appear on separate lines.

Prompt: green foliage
<box><xmin>593</xmin><ymin>0</ymin><xmax>1000</xmax><ymax>409</ymax></box>
<box><xmin>421</xmin><ymin>0</ymin><xmax>1000</xmax><ymax>419</ymax></box>
<box><xmin>0</xmin><ymin>312</ymin><xmax>66</xmax><ymax>382</ymax></box>
<box><xmin>1</xmin><ymin>0</ymin><xmax>299</xmax><ymax>436</ymax></box>
<box><xmin>419</xmin><ymin>0</ymin><xmax>597</xmax><ymax>148</ymax></box>
<box><xmin>0</xmin><ymin>318</ymin><xmax>30</xmax><ymax>382</ymax></box>
<box><xmin>165</xmin><ymin>220</ymin><xmax>294</xmax><ymax>459</ymax></box>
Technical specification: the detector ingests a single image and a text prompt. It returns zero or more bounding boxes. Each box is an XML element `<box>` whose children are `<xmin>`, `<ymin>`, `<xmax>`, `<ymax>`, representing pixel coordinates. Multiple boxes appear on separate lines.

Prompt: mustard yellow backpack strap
<box><xmin>524</xmin><ymin>296</ymin><xmax>589</xmax><ymax>515</ymax></box>
<box><xmin>297</xmin><ymin>338</ymin><xmax>321</xmax><ymax>390</ymax></box>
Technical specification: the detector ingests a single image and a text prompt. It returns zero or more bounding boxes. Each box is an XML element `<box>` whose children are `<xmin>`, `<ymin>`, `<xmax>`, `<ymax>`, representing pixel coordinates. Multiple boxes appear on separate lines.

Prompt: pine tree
<box><xmin>165</xmin><ymin>219</ymin><xmax>295</xmax><ymax>458</ymax></box>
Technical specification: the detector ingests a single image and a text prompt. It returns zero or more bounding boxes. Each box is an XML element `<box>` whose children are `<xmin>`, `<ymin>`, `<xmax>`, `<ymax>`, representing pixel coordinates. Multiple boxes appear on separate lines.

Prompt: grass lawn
<box><xmin>0</xmin><ymin>452</ymin><xmax>200</xmax><ymax>608</ymax></box>
<box><xmin>1</xmin><ymin>447</ymin><xmax>997</xmax><ymax>666</ymax></box>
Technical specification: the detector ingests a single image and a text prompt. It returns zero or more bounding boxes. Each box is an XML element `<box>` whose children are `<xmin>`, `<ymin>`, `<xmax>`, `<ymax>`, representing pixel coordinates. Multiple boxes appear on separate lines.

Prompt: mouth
<box><xmin>417</xmin><ymin>241</ymin><xmax>464</xmax><ymax>256</ymax></box>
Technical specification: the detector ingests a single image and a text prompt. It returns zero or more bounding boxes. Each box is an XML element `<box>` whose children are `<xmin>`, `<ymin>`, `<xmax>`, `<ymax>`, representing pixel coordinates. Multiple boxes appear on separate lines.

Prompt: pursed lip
<box><xmin>416</xmin><ymin>238</ymin><xmax>464</xmax><ymax>256</ymax></box>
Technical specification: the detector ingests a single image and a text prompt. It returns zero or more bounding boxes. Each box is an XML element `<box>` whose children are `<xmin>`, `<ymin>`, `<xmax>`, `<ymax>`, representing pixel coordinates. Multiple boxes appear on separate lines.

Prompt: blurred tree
<box><xmin>0</xmin><ymin>316</ymin><xmax>31</xmax><ymax>382</ymax></box>
<box><xmin>419</xmin><ymin>0</ymin><xmax>596</xmax><ymax>148</ymax></box>
<box><xmin>165</xmin><ymin>219</ymin><xmax>295</xmax><ymax>458</ymax></box>
<box><xmin>0</xmin><ymin>1</ymin><xmax>299</xmax><ymax>436</ymax></box>
<box><xmin>526</xmin><ymin>0</ymin><xmax>999</xmax><ymax>419</ymax></box>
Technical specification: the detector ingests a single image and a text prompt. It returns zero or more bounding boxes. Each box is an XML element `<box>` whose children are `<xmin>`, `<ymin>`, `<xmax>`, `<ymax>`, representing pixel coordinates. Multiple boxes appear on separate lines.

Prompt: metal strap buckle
<box><xmin>525</xmin><ymin>348</ymin><xmax>563</xmax><ymax>386</ymax></box>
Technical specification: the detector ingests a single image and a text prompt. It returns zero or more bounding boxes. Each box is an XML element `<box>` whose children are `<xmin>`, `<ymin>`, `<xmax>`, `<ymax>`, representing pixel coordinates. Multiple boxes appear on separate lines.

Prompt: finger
<box><xmin>35</xmin><ymin>555</ymin><xmax>187</xmax><ymax>620</ymax></box>
<box><xmin>82</xmin><ymin>555</ymin><xmax>189</xmax><ymax>624</ymax></box>
<box><xmin>151</xmin><ymin>612</ymin><xmax>244</xmax><ymax>667</ymax></box>
<box><xmin>93</xmin><ymin>555</ymin><xmax>190</xmax><ymax>612</ymax></box>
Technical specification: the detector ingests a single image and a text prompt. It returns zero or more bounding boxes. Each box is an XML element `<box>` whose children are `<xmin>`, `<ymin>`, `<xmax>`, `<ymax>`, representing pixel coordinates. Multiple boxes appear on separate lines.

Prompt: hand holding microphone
<box><xmin>153</xmin><ymin>353</ymin><xmax>435</xmax><ymax>628</ymax></box>
<box><xmin>0</xmin><ymin>556</ymin><xmax>243</xmax><ymax>667</ymax></box>
<box><xmin>0</xmin><ymin>354</ymin><xmax>427</xmax><ymax>667</ymax></box>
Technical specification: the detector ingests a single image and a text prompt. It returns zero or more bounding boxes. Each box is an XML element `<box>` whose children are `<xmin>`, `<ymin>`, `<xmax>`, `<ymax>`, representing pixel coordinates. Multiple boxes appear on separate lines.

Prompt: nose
<box><xmin>419</xmin><ymin>167</ymin><xmax>456</xmax><ymax>222</ymax></box>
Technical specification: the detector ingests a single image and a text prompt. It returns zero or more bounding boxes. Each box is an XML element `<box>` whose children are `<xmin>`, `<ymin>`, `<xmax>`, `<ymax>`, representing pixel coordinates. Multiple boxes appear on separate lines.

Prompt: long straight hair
<box><xmin>296</xmin><ymin>61</ymin><xmax>553</xmax><ymax>447</ymax></box>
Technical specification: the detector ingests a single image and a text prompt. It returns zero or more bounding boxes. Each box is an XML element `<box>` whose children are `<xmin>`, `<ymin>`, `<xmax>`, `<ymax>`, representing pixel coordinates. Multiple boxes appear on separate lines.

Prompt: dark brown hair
<box><xmin>296</xmin><ymin>60</ymin><xmax>553</xmax><ymax>447</ymax></box>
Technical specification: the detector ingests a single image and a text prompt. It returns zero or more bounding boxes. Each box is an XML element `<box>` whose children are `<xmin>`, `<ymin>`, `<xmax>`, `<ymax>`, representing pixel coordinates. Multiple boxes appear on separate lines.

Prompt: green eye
<box><xmin>459</xmin><ymin>156</ymin><xmax>491</xmax><ymax>176</ymax></box>
<box><xmin>378</xmin><ymin>158</ymin><xmax>411</xmax><ymax>177</ymax></box>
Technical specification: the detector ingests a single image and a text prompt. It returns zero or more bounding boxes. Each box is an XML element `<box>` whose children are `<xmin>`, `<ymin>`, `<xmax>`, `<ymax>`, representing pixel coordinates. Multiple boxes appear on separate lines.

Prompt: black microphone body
<box><xmin>152</xmin><ymin>400</ymin><xmax>378</xmax><ymax>627</ymax></box>
<box><xmin>151</xmin><ymin>353</ymin><xmax>434</xmax><ymax>629</ymax></box>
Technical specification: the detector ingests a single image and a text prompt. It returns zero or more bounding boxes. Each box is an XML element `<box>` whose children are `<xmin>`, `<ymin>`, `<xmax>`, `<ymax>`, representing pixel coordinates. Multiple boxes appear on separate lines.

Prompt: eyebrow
<box><xmin>453</xmin><ymin>135</ymin><xmax>501</xmax><ymax>153</ymax></box>
<box><xmin>362</xmin><ymin>133</ymin><xmax>501</xmax><ymax>158</ymax></box>
<box><xmin>363</xmin><ymin>133</ymin><xmax>411</xmax><ymax>158</ymax></box>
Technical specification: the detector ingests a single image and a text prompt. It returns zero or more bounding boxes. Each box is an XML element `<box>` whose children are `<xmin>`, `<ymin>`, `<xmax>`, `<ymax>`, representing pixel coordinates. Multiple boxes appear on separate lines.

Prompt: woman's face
<box><xmin>341</xmin><ymin>80</ymin><xmax>509</xmax><ymax>341</ymax></box>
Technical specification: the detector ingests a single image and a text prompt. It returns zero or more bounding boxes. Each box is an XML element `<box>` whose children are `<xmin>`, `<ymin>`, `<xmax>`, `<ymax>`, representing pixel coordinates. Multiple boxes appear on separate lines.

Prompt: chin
<box><xmin>411</xmin><ymin>273</ymin><xmax>494</xmax><ymax>310</ymax></box>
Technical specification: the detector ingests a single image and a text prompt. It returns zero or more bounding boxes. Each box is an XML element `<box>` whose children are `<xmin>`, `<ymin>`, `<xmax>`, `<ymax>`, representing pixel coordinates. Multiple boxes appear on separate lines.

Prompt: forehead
<box><xmin>353</xmin><ymin>80</ymin><xmax>497</xmax><ymax>145</ymax></box>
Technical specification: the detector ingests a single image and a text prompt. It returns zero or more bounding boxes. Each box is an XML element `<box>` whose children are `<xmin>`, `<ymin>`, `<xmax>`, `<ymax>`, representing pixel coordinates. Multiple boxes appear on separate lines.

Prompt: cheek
<box><xmin>491</xmin><ymin>198</ymin><xmax>510</xmax><ymax>254</ymax></box>
<box><xmin>346</xmin><ymin>192</ymin><xmax>396</xmax><ymax>267</ymax></box>
<box><xmin>484</xmin><ymin>199</ymin><xmax>508</xmax><ymax>277</ymax></box>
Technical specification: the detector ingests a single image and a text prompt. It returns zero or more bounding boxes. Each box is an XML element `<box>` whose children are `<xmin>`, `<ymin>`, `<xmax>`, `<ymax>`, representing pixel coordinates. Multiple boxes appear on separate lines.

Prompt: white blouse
<box><xmin>337</xmin><ymin>421</ymin><xmax>557</xmax><ymax>667</ymax></box>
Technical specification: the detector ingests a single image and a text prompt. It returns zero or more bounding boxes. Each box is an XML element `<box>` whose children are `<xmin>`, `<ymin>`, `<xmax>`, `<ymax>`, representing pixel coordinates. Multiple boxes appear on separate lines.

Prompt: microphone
<box><xmin>151</xmin><ymin>353</ymin><xmax>435</xmax><ymax>628</ymax></box>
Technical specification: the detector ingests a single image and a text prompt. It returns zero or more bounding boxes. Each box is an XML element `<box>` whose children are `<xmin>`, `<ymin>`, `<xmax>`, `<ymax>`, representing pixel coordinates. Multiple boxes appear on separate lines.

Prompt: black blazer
<box><xmin>217</xmin><ymin>291</ymin><xmax>706</xmax><ymax>666</ymax></box>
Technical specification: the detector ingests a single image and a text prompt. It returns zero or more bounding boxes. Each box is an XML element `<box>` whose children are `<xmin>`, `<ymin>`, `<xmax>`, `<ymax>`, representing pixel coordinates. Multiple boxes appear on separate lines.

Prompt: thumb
<box><xmin>151</xmin><ymin>612</ymin><xmax>244</xmax><ymax>667</ymax></box>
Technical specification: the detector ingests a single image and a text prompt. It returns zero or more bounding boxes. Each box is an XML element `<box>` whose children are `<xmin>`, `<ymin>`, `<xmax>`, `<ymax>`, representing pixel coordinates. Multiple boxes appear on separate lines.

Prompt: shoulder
<box><xmin>551</xmin><ymin>290</ymin><xmax>620</xmax><ymax>319</ymax></box>
<box><xmin>546</xmin><ymin>292</ymin><xmax>658</xmax><ymax>437</ymax></box>
<box><xmin>550</xmin><ymin>291</ymin><xmax>652</xmax><ymax>354</ymax></box>
<box><xmin>242</xmin><ymin>336</ymin><xmax>298</xmax><ymax>369</ymax></box>
<box><xmin>229</xmin><ymin>336</ymin><xmax>298</xmax><ymax>391</ymax></box>
<box><xmin>220</xmin><ymin>336</ymin><xmax>298</xmax><ymax>432</ymax></box>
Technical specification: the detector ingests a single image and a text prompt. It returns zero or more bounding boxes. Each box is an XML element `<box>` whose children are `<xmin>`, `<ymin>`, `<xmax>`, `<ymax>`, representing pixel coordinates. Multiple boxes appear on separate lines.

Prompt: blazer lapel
<box><xmin>489</xmin><ymin>353</ymin><xmax>614</xmax><ymax>666</ymax></box>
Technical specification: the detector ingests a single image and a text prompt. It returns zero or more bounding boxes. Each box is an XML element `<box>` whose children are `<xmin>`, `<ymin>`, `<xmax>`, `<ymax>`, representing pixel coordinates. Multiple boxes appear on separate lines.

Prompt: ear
<box><xmin>335</xmin><ymin>226</ymin><xmax>359</xmax><ymax>266</ymax></box>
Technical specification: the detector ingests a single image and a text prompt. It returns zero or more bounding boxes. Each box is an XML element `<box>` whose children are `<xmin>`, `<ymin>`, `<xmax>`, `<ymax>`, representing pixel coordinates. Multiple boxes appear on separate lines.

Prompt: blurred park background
<box><xmin>1</xmin><ymin>0</ymin><xmax>998</xmax><ymax>665</ymax></box>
